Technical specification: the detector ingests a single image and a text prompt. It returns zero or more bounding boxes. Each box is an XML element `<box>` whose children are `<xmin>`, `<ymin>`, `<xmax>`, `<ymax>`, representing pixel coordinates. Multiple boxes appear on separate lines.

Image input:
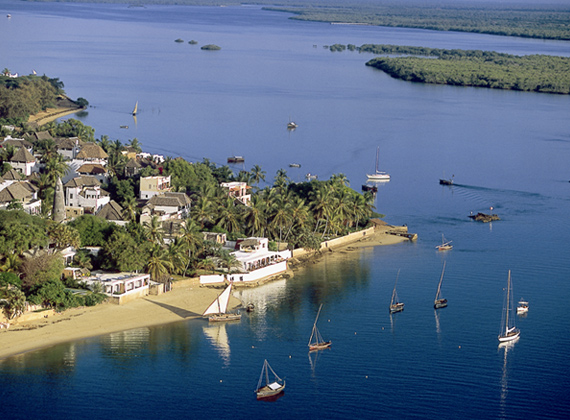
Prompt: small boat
<box><xmin>120</xmin><ymin>125</ymin><xmax>129</xmax><ymax>129</ymax></box>
<box><xmin>367</xmin><ymin>146</ymin><xmax>390</xmax><ymax>181</ymax></box>
<box><xmin>255</xmin><ymin>359</ymin><xmax>285</xmax><ymax>400</ymax></box>
<box><xmin>289</xmin><ymin>163</ymin><xmax>301</xmax><ymax>168</ymax></box>
<box><xmin>498</xmin><ymin>270</ymin><xmax>520</xmax><ymax>343</ymax></box>
<box><xmin>132</xmin><ymin>101</ymin><xmax>138</xmax><ymax>116</ymax></box>
<box><xmin>517</xmin><ymin>299</ymin><xmax>529</xmax><ymax>314</ymax></box>
<box><xmin>227</xmin><ymin>156</ymin><xmax>245</xmax><ymax>163</ymax></box>
<box><xmin>434</xmin><ymin>261</ymin><xmax>448</xmax><ymax>309</ymax></box>
<box><xmin>202</xmin><ymin>282</ymin><xmax>241</xmax><ymax>322</ymax></box>
<box><xmin>436</xmin><ymin>234</ymin><xmax>453</xmax><ymax>251</ymax></box>
<box><xmin>389</xmin><ymin>270</ymin><xmax>404</xmax><ymax>314</ymax></box>
<box><xmin>362</xmin><ymin>184</ymin><xmax>378</xmax><ymax>193</ymax></box>
<box><xmin>7</xmin><ymin>14</ymin><xmax>11</xmax><ymax>18</ymax></box>
<box><xmin>439</xmin><ymin>175</ymin><xmax>454</xmax><ymax>185</ymax></box>
<box><xmin>246</xmin><ymin>303</ymin><xmax>255</xmax><ymax>312</ymax></box>
<box><xmin>287</xmin><ymin>117</ymin><xmax>298</xmax><ymax>130</ymax></box>
<box><xmin>308</xmin><ymin>304</ymin><xmax>332</xmax><ymax>351</ymax></box>
<box><xmin>305</xmin><ymin>173</ymin><xmax>317</xmax><ymax>181</ymax></box>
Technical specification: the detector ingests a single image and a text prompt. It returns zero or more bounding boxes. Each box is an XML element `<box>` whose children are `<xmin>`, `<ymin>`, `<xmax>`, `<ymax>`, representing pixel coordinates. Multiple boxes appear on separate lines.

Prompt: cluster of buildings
<box><xmin>1</xmin><ymin>130</ymin><xmax>291</xmax><ymax>302</ymax></box>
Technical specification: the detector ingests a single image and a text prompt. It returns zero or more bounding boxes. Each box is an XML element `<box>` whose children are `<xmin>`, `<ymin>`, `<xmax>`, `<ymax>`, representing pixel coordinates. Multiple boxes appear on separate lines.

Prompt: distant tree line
<box><xmin>360</xmin><ymin>45</ymin><xmax>570</xmax><ymax>94</ymax></box>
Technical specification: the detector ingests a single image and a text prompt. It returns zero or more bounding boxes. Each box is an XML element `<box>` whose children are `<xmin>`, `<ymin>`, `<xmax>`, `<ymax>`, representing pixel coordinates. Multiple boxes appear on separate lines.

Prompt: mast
<box><xmin>375</xmin><ymin>146</ymin><xmax>380</xmax><ymax>173</ymax></box>
<box><xmin>308</xmin><ymin>304</ymin><xmax>323</xmax><ymax>346</ymax></box>
<box><xmin>391</xmin><ymin>270</ymin><xmax>400</xmax><ymax>305</ymax></box>
<box><xmin>435</xmin><ymin>261</ymin><xmax>446</xmax><ymax>301</ymax></box>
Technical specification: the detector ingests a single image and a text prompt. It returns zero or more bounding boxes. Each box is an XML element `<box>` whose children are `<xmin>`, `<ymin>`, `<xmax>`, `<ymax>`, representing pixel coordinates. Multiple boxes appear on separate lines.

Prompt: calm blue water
<box><xmin>1</xmin><ymin>2</ymin><xmax>570</xmax><ymax>419</ymax></box>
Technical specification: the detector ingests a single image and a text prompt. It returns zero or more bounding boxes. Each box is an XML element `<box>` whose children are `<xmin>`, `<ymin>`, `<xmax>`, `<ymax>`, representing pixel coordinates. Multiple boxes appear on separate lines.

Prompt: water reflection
<box><xmin>499</xmin><ymin>336</ymin><xmax>519</xmax><ymax>418</ymax></box>
<box><xmin>203</xmin><ymin>323</ymin><xmax>231</xmax><ymax>366</ymax></box>
<box><xmin>434</xmin><ymin>309</ymin><xmax>441</xmax><ymax>337</ymax></box>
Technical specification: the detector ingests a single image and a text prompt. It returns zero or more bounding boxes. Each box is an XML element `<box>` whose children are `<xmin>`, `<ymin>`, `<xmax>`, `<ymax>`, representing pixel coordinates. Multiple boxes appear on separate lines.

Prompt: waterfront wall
<box><xmin>292</xmin><ymin>226</ymin><xmax>375</xmax><ymax>258</ymax></box>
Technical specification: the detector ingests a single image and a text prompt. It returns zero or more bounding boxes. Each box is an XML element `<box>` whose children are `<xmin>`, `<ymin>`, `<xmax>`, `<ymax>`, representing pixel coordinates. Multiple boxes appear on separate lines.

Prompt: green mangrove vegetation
<box><xmin>360</xmin><ymin>45</ymin><xmax>570</xmax><ymax>94</ymax></box>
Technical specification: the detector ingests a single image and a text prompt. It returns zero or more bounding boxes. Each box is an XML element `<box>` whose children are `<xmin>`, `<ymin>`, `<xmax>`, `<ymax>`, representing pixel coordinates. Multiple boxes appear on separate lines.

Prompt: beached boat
<box><xmin>132</xmin><ymin>101</ymin><xmax>138</xmax><ymax>116</ymax></box>
<box><xmin>202</xmin><ymin>282</ymin><xmax>241</xmax><ymax>322</ymax></box>
<box><xmin>227</xmin><ymin>156</ymin><xmax>245</xmax><ymax>163</ymax></box>
<box><xmin>517</xmin><ymin>299</ymin><xmax>529</xmax><ymax>314</ymax></box>
<box><xmin>308</xmin><ymin>304</ymin><xmax>332</xmax><ymax>351</ymax></box>
<box><xmin>367</xmin><ymin>146</ymin><xmax>390</xmax><ymax>181</ymax></box>
<box><xmin>255</xmin><ymin>359</ymin><xmax>285</xmax><ymax>400</ymax></box>
<box><xmin>434</xmin><ymin>261</ymin><xmax>448</xmax><ymax>309</ymax></box>
<box><xmin>389</xmin><ymin>270</ymin><xmax>404</xmax><ymax>314</ymax></box>
<box><xmin>436</xmin><ymin>234</ymin><xmax>453</xmax><ymax>251</ymax></box>
<box><xmin>498</xmin><ymin>270</ymin><xmax>520</xmax><ymax>343</ymax></box>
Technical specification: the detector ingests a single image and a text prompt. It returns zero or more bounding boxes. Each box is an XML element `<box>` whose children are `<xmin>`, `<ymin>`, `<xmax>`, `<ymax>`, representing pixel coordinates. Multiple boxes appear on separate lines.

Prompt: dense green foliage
<box><xmin>361</xmin><ymin>45</ymin><xmax>570</xmax><ymax>94</ymax></box>
<box><xmin>0</xmin><ymin>74</ymin><xmax>62</xmax><ymax>121</ymax></box>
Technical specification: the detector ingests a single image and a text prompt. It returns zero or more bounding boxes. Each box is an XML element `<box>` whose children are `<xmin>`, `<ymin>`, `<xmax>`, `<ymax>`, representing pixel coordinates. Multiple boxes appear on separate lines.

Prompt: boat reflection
<box><xmin>434</xmin><ymin>309</ymin><xmax>441</xmax><ymax>337</ymax></box>
<box><xmin>257</xmin><ymin>391</ymin><xmax>285</xmax><ymax>402</ymax></box>
<box><xmin>499</xmin><ymin>335</ymin><xmax>519</xmax><ymax>417</ymax></box>
<box><xmin>202</xmin><ymin>323</ymin><xmax>231</xmax><ymax>366</ymax></box>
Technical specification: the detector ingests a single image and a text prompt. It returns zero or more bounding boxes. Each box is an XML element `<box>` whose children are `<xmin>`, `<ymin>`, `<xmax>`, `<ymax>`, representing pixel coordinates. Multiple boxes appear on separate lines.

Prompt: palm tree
<box><xmin>127</xmin><ymin>138</ymin><xmax>143</xmax><ymax>153</ymax></box>
<box><xmin>43</xmin><ymin>153</ymin><xmax>70</xmax><ymax>186</ymax></box>
<box><xmin>143</xmin><ymin>215</ymin><xmax>164</xmax><ymax>245</ymax></box>
<box><xmin>146</xmin><ymin>244</ymin><xmax>174</xmax><ymax>281</ymax></box>
<box><xmin>191</xmin><ymin>196</ymin><xmax>215</xmax><ymax>228</ymax></box>
<box><xmin>243</xmin><ymin>195</ymin><xmax>267</xmax><ymax>237</ymax></box>
<box><xmin>250</xmin><ymin>164</ymin><xmax>266</xmax><ymax>187</ymax></box>
<box><xmin>166</xmin><ymin>238</ymin><xmax>189</xmax><ymax>275</ymax></box>
<box><xmin>196</xmin><ymin>257</ymin><xmax>216</xmax><ymax>274</ymax></box>
<box><xmin>216</xmin><ymin>197</ymin><xmax>242</xmax><ymax>234</ymax></box>
<box><xmin>0</xmin><ymin>253</ymin><xmax>21</xmax><ymax>273</ymax></box>
<box><xmin>268</xmin><ymin>193</ymin><xmax>292</xmax><ymax>242</ymax></box>
<box><xmin>284</xmin><ymin>196</ymin><xmax>310</xmax><ymax>241</ymax></box>
<box><xmin>273</xmin><ymin>168</ymin><xmax>290</xmax><ymax>190</ymax></box>
<box><xmin>219</xmin><ymin>251</ymin><xmax>242</xmax><ymax>274</ymax></box>
<box><xmin>330</xmin><ymin>173</ymin><xmax>350</xmax><ymax>188</ymax></box>
<box><xmin>97</xmin><ymin>135</ymin><xmax>112</xmax><ymax>153</ymax></box>
<box><xmin>180</xmin><ymin>219</ymin><xmax>203</xmax><ymax>276</ymax></box>
<box><xmin>121</xmin><ymin>196</ymin><xmax>138</xmax><ymax>223</ymax></box>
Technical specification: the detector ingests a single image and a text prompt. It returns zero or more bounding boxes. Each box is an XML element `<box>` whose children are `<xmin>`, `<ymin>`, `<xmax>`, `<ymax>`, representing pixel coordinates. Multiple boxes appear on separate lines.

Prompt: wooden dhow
<box><xmin>434</xmin><ymin>261</ymin><xmax>448</xmax><ymax>309</ymax></box>
<box><xmin>255</xmin><ymin>359</ymin><xmax>285</xmax><ymax>400</ymax></box>
<box><xmin>308</xmin><ymin>304</ymin><xmax>332</xmax><ymax>351</ymax></box>
<box><xmin>202</xmin><ymin>282</ymin><xmax>241</xmax><ymax>322</ymax></box>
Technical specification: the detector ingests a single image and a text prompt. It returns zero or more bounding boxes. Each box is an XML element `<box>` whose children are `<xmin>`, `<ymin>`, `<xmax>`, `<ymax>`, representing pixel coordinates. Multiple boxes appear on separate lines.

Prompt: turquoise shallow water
<box><xmin>1</xmin><ymin>2</ymin><xmax>570</xmax><ymax>419</ymax></box>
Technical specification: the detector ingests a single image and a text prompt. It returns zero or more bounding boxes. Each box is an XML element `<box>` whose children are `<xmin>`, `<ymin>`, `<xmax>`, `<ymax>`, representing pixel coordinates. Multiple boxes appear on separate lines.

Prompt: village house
<box><xmin>124</xmin><ymin>158</ymin><xmax>142</xmax><ymax>177</ymax></box>
<box><xmin>140</xmin><ymin>191</ymin><xmax>191</xmax><ymax>225</ymax></box>
<box><xmin>74</xmin><ymin>142</ymin><xmax>108</xmax><ymax>166</ymax></box>
<box><xmin>0</xmin><ymin>180</ymin><xmax>41</xmax><ymax>214</ymax></box>
<box><xmin>76</xmin><ymin>163</ymin><xmax>109</xmax><ymax>184</ymax></box>
<box><xmin>96</xmin><ymin>200</ymin><xmax>127</xmax><ymax>226</ymax></box>
<box><xmin>220</xmin><ymin>181</ymin><xmax>251</xmax><ymax>206</ymax></box>
<box><xmin>9</xmin><ymin>147</ymin><xmax>39</xmax><ymax>176</ymax></box>
<box><xmin>54</xmin><ymin>137</ymin><xmax>82</xmax><ymax>160</ymax></box>
<box><xmin>0</xmin><ymin>136</ymin><xmax>34</xmax><ymax>153</ymax></box>
<box><xmin>82</xmin><ymin>273</ymin><xmax>152</xmax><ymax>305</ymax></box>
<box><xmin>139</xmin><ymin>175</ymin><xmax>171</xmax><ymax>199</ymax></box>
<box><xmin>63</xmin><ymin>175</ymin><xmax>110</xmax><ymax>213</ymax></box>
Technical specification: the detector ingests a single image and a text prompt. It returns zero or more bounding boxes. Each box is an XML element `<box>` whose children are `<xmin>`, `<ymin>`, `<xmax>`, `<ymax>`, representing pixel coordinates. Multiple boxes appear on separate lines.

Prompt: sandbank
<box><xmin>0</xmin><ymin>230</ymin><xmax>408</xmax><ymax>361</ymax></box>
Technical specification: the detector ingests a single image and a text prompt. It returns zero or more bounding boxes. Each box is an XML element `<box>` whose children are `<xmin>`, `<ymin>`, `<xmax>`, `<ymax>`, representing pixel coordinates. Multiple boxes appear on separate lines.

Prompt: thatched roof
<box><xmin>0</xmin><ymin>182</ymin><xmax>34</xmax><ymax>203</ymax></box>
<box><xmin>55</xmin><ymin>137</ymin><xmax>82</xmax><ymax>149</ymax></box>
<box><xmin>148</xmin><ymin>192</ymin><xmax>191</xmax><ymax>208</ymax></box>
<box><xmin>96</xmin><ymin>200</ymin><xmax>124</xmax><ymax>222</ymax></box>
<box><xmin>64</xmin><ymin>175</ymin><xmax>101</xmax><ymax>188</ymax></box>
<box><xmin>10</xmin><ymin>147</ymin><xmax>36</xmax><ymax>163</ymax></box>
<box><xmin>1</xmin><ymin>168</ymin><xmax>24</xmax><ymax>181</ymax></box>
<box><xmin>75</xmin><ymin>143</ymin><xmax>108</xmax><ymax>160</ymax></box>
<box><xmin>77</xmin><ymin>163</ymin><xmax>107</xmax><ymax>175</ymax></box>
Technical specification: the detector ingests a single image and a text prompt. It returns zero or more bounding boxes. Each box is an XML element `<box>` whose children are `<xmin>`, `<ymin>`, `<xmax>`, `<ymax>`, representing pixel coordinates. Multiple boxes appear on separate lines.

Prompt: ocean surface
<box><xmin>1</xmin><ymin>2</ymin><xmax>570</xmax><ymax>419</ymax></box>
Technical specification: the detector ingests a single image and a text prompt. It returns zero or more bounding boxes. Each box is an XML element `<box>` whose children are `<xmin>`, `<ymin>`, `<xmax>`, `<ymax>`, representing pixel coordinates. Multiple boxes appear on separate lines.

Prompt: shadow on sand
<box><xmin>143</xmin><ymin>299</ymin><xmax>200</xmax><ymax>319</ymax></box>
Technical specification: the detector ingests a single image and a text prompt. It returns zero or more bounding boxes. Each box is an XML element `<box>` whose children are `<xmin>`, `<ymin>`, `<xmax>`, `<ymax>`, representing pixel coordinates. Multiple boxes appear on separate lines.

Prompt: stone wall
<box><xmin>292</xmin><ymin>226</ymin><xmax>375</xmax><ymax>258</ymax></box>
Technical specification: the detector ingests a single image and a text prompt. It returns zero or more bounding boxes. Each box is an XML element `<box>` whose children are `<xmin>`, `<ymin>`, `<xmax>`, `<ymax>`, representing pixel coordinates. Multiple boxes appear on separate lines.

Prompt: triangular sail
<box><xmin>257</xmin><ymin>359</ymin><xmax>282</xmax><ymax>390</ymax></box>
<box><xmin>202</xmin><ymin>282</ymin><xmax>233</xmax><ymax>316</ymax></box>
<box><xmin>308</xmin><ymin>304</ymin><xmax>324</xmax><ymax>346</ymax></box>
<box><xmin>132</xmin><ymin>101</ymin><xmax>138</xmax><ymax>116</ymax></box>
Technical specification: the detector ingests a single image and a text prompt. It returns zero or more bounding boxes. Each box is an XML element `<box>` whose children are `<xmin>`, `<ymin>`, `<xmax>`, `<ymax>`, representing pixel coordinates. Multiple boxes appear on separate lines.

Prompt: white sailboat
<box><xmin>202</xmin><ymin>282</ymin><xmax>241</xmax><ymax>322</ymax></box>
<box><xmin>517</xmin><ymin>298</ymin><xmax>529</xmax><ymax>314</ymax></box>
<box><xmin>389</xmin><ymin>270</ymin><xmax>404</xmax><ymax>313</ymax></box>
<box><xmin>367</xmin><ymin>146</ymin><xmax>390</xmax><ymax>181</ymax></box>
<box><xmin>434</xmin><ymin>261</ymin><xmax>448</xmax><ymax>309</ymax></box>
<box><xmin>132</xmin><ymin>101</ymin><xmax>138</xmax><ymax>116</ymax></box>
<box><xmin>498</xmin><ymin>270</ymin><xmax>520</xmax><ymax>343</ymax></box>
<box><xmin>308</xmin><ymin>304</ymin><xmax>332</xmax><ymax>351</ymax></box>
<box><xmin>436</xmin><ymin>234</ymin><xmax>453</xmax><ymax>251</ymax></box>
<box><xmin>255</xmin><ymin>359</ymin><xmax>285</xmax><ymax>400</ymax></box>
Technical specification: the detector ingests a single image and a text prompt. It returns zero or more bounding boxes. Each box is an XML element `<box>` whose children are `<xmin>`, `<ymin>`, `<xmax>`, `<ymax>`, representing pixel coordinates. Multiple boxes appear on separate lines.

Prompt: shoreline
<box><xmin>0</xmin><ymin>229</ymin><xmax>408</xmax><ymax>361</ymax></box>
<box><xmin>28</xmin><ymin>96</ymin><xmax>83</xmax><ymax>126</ymax></box>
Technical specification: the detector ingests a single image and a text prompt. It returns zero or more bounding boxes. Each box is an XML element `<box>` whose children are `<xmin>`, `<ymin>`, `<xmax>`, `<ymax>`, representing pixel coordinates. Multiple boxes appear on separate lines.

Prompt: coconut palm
<box><xmin>273</xmin><ymin>168</ymin><xmax>289</xmax><ymax>190</ymax></box>
<box><xmin>284</xmin><ymin>196</ymin><xmax>310</xmax><ymax>241</ymax></box>
<box><xmin>143</xmin><ymin>215</ymin><xmax>164</xmax><ymax>245</ymax></box>
<box><xmin>127</xmin><ymin>138</ymin><xmax>143</xmax><ymax>153</ymax></box>
<box><xmin>216</xmin><ymin>197</ymin><xmax>243</xmax><ymax>234</ymax></box>
<box><xmin>191</xmin><ymin>196</ymin><xmax>215</xmax><ymax>228</ymax></box>
<box><xmin>121</xmin><ymin>196</ymin><xmax>138</xmax><ymax>223</ymax></box>
<box><xmin>219</xmin><ymin>250</ymin><xmax>242</xmax><ymax>274</ymax></box>
<box><xmin>166</xmin><ymin>238</ymin><xmax>189</xmax><ymax>275</ymax></box>
<box><xmin>0</xmin><ymin>253</ymin><xmax>21</xmax><ymax>273</ymax></box>
<box><xmin>243</xmin><ymin>195</ymin><xmax>267</xmax><ymax>237</ymax></box>
<box><xmin>250</xmin><ymin>164</ymin><xmax>266</xmax><ymax>187</ymax></box>
<box><xmin>146</xmin><ymin>244</ymin><xmax>174</xmax><ymax>281</ymax></box>
<box><xmin>180</xmin><ymin>219</ymin><xmax>203</xmax><ymax>276</ymax></box>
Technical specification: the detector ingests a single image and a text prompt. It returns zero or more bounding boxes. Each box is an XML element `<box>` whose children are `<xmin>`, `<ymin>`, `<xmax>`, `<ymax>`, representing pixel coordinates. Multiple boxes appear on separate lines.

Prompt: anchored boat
<box><xmin>389</xmin><ymin>270</ymin><xmax>404</xmax><ymax>314</ymax></box>
<box><xmin>202</xmin><ymin>282</ymin><xmax>241</xmax><ymax>322</ymax></box>
<box><xmin>498</xmin><ymin>270</ymin><xmax>520</xmax><ymax>343</ymax></box>
<box><xmin>255</xmin><ymin>359</ymin><xmax>285</xmax><ymax>400</ymax></box>
<box><xmin>434</xmin><ymin>262</ymin><xmax>448</xmax><ymax>309</ymax></box>
<box><xmin>308</xmin><ymin>304</ymin><xmax>332</xmax><ymax>351</ymax></box>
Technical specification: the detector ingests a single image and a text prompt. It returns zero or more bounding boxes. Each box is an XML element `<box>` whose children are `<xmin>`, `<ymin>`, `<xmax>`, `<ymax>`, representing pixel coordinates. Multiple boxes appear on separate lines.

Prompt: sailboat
<box><xmin>436</xmin><ymin>234</ymin><xmax>453</xmax><ymax>251</ymax></box>
<box><xmin>367</xmin><ymin>146</ymin><xmax>390</xmax><ymax>181</ymax></box>
<box><xmin>255</xmin><ymin>359</ymin><xmax>285</xmax><ymax>400</ymax></box>
<box><xmin>389</xmin><ymin>270</ymin><xmax>404</xmax><ymax>313</ymax></box>
<box><xmin>132</xmin><ymin>101</ymin><xmax>138</xmax><ymax>116</ymax></box>
<box><xmin>287</xmin><ymin>116</ymin><xmax>297</xmax><ymax>130</ymax></box>
<box><xmin>498</xmin><ymin>270</ymin><xmax>520</xmax><ymax>343</ymax></box>
<box><xmin>434</xmin><ymin>261</ymin><xmax>448</xmax><ymax>309</ymax></box>
<box><xmin>308</xmin><ymin>304</ymin><xmax>332</xmax><ymax>351</ymax></box>
<box><xmin>202</xmin><ymin>282</ymin><xmax>241</xmax><ymax>322</ymax></box>
<box><xmin>517</xmin><ymin>298</ymin><xmax>529</xmax><ymax>314</ymax></box>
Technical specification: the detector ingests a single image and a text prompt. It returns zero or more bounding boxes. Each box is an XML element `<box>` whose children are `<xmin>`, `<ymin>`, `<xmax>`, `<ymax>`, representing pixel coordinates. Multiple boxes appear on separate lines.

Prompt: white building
<box><xmin>139</xmin><ymin>175</ymin><xmax>171</xmax><ymax>200</ymax></box>
<box><xmin>64</xmin><ymin>175</ymin><xmax>110</xmax><ymax>214</ymax></box>
<box><xmin>221</xmin><ymin>181</ymin><xmax>251</xmax><ymax>206</ymax></box>
<box><xmin>200</xmin><ymin>237</ymin><xmax>291</xmax><ymax>285</ymax></box>
<box><xmin>9</xmin><ymin>147</ymin><xmax>38</xmax><ymax>176</ymax></box>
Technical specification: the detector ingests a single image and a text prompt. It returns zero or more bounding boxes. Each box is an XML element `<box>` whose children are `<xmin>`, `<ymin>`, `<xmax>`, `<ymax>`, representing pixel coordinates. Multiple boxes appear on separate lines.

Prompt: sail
<box><xmin>202</xmin><ymin>283</ymin><xmax>233</xmax><ymax>316</ymax></box>
<box><xmin>132</xmin><ymin>101</ymin><xmax>138</xmax><ymax>115</ymax></box>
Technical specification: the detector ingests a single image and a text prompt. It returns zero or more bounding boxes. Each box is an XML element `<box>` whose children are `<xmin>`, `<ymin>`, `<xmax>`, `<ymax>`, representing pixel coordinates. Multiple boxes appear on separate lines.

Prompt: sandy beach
<box><xmin>0</xmin><ymin>229</ymin><xmax>408</xmax><ymax>361</ymax></box>
<box><xmin>27</xmin><ymin>96</ymin><xmax>83</xmax><ymax>126</ymax></box>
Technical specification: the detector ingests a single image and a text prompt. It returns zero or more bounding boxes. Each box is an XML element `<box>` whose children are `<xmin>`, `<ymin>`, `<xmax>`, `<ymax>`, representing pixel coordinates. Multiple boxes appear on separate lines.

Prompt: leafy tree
<box><xmin>0</xmin><ymin>287</ymin><xmax>26</xmax><ymax>320</ymax></box>
<box><xmin>0</xmin><ymin>210</ymin><xmax>48</xmax><ymax>257</ymax></box>
<box><xmin>99</xmin><ymin>229</ymin><xmax>149</xmax><ymax>273</ymax></box>
<box><xmin>68</xmin><ymin>215</ymin><xmax>117</xmax><ymax>247</ymax></box>
<box><xmin>20</xmin><ymin>252</ymin><xmax>64</xmax><ymax>295</ymax></box>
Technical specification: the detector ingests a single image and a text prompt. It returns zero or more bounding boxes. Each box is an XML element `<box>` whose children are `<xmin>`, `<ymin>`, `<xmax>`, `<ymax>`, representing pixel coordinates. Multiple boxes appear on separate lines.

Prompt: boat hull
<box><xmin>389</xmin><ymin>303</ymin><xmax>404</xmax><ymax>314</ymax></box>
<box><xmin>434</xmin><ymin>299</ymin><xmax>448</xmax><ymax>309</ymax></box>
<box><xmin>208</xmin><ymin>313</ymin><xmax>242</xmax><ymax>322</ymax></box>
<box><xmin>439</xmin><ymin>179</ymin><xmax>453</xmax><ymax>185</ymax></box>
<box><xmin>498</xmin><ymin>329</ymin><xmax>520</xmax><ymax>342</ymax></box>
<box><xmin>309</xmin><ymin>341</ymin><xmax>332</xmax><ymax>351</ymax></box>
<box><xmin>256</xmin><ymin>382</ymin><xmax>286</xmax><ymax>400</ymax></box>
<box><xmin>367</xmin><ymin>173</ymin><xmax>390</xmax><ymax>181</ymax></box>
<box><xmin>436</xmin><ymin>245</ymin><xmax>452</xmax><ymax>251</ymax></box>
